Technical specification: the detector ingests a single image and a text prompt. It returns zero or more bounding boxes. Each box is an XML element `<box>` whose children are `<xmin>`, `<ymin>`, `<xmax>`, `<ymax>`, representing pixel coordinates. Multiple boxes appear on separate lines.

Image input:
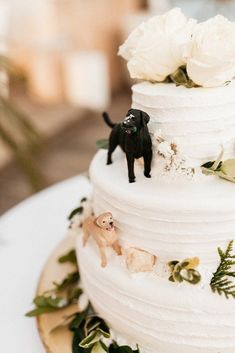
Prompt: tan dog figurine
<box><xmin>82</xmin><ymin>212</ymin><xmax>121</xmax><ymax>267</ymax></box>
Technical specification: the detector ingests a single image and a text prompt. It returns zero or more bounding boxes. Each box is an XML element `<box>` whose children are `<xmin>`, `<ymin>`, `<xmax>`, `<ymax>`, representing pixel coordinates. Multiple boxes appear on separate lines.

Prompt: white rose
<box><xmin>118</xmin><ymin>8</ymin><xmax>196</xmax><ymax>82</ymax></box>
<box><xmin>187</xmin><ymin>15</ymin><xmax>235</xmax><ymax>87</ymax></box>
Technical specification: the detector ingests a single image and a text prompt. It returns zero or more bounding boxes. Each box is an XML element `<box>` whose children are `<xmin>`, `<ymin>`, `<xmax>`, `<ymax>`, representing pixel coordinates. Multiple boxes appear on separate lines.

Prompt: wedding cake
<box><xmin>76</xmin><ymin>8</ymin><xmax>235</xmax><ymax>353</ymax></box>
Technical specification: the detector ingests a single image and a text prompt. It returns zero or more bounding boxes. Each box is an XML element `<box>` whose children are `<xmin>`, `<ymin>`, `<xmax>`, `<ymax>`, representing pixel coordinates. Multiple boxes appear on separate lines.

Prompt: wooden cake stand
<box><xmin>36</xmin><ymin>233</ymin><xmax>79</xmax><ymax>353</ymax></box>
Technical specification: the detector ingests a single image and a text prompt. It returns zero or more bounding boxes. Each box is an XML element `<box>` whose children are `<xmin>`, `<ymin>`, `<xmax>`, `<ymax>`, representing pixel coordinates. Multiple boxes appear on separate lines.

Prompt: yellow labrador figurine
<box><xmin>82</xmin><ymin>212</ymin><xmax>121</xmax><ymax>267</ymax></box>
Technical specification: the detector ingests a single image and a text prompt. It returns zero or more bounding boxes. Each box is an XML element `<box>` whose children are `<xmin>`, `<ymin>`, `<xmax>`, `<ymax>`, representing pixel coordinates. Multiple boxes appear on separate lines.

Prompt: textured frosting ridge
<box><xmin>90</xmin><ymin>150</ymin><xmax>235</xmax><ymax>269</ymax></box>
<box><xmin>132</xmin><ymin>81</ymin><xmax>235</xmax><ymax>166</ymax></box>
<box><xmin>77</xmin><ymin>237</ymin><xmax>235</xmax><ymax>353</ymax></box>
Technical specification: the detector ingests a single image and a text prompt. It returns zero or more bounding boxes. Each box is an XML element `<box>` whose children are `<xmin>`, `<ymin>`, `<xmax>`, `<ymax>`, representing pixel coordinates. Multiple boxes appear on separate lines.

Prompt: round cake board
<box><xmin>36</xmin><ymin>232</ymin><xmax>80</xmax><ymax>353</ymax></box>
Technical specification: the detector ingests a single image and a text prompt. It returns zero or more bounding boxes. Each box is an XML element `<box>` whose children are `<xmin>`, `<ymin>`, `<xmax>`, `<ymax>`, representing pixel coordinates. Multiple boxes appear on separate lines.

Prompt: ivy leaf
<box><xmin>58</xmin><ymin>249</ymin><xmax>77</xmax><ymax>265</ymax></box>
<box><xmin>96</xmin><ymin>139</ymin><xmax>109</xmax><ymax>150</ymax></box>
<box><xmin>68</xmin><ymin>207</ymin><xmax>84</xmax><ymax>220</ymax></box>
<box><xmin>25</xmin><ymin>306</ymin><xmax>57</xmax><ymax>317</ymax></box>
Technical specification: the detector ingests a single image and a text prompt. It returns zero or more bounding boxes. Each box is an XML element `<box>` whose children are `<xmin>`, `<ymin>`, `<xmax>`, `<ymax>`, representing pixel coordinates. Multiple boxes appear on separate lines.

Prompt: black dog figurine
<box><xmin>103</xmin><ymin>109</ymin><xmax>152</xmax><ymax>183</ymax></box>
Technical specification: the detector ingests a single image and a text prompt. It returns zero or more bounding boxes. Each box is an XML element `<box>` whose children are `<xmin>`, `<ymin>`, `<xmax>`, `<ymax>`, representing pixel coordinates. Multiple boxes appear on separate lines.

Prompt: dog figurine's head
<box><xmin>96</xmin><ymin>212</ymin><xmax>114</xmax><ymax>231</ymax></box>
<box><xmin>121</xmin><ymin>109</ymin><xmax>150</xmax><ymax>134</ymax></box>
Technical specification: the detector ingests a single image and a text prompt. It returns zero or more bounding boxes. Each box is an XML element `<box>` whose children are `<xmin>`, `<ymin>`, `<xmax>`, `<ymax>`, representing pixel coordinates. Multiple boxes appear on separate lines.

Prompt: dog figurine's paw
<box><xmin>144</xmin><ymin>171</ymin><xmax>151</xmax><ymax>178</ymax></box>
<box><xmin>129</xmin><ymin>177</ymin><xmax>136</xmax><ymax>183</ymax></box>
<box><xmin>101</xmin><ymin>259</ymin><xmax>107</xmax><ymax>267</ymax></box>
<box><xmin>106</xmin><ymin>160</ymin><xmax>112</xmax><ymax>165</ymax></box>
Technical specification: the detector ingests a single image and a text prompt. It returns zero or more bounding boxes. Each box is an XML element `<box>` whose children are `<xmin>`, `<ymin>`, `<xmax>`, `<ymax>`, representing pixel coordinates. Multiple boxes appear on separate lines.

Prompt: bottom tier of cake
<box><xmin>76</xmin><ymin>237</ymin><xmax>235</xmax><ymax>353</ymax></box>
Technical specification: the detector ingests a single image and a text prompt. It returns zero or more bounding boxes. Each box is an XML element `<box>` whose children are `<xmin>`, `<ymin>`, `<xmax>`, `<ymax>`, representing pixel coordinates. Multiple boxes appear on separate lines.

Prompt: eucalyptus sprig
<box><xmin>210</xmin><ymin>240</ymin><xmax>235</xmax><ymax>299</ymax></box>
<box><xmin>168</xmin><ymin>257</ymin><xmax>201</xmax><ymax>285</ymax></box>
<box><xmin>201</xmin><ymin>147</ymin><xmax>235</xmax><ymax>183</ymax></box>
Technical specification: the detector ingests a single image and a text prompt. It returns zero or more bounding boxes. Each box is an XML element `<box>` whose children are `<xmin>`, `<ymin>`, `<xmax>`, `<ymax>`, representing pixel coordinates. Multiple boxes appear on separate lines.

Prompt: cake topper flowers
<box><xmin>154</xmin><ymin>133</ymin><xmax>195</xmax><ymax>178</ymax></box>
<box><xmin>119</xmin><ymin>9</ymin><xmax>235</xmax><ymax>88</ymax></box>
<box><xmin>118</xmin><ymin>8</ymin><xmax>196</xmax><ymax>84</ymax></box>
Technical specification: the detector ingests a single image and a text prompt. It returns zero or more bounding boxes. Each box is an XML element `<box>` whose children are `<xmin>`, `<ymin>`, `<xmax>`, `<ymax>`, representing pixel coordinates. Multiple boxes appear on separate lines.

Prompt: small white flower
<box><xmin>158</xmin><ymin>141</ymin><xmax>174</xmax><ymax>158</ymax></box>
<box><xmin>118</xmin><ymin>8</ymin><xmax>196</xmax><ymax>82</ymax></box>
<box><xmin>187</xmin><ymin>15</ymin><xmax>235</xmax><ymax>87</ymax></box>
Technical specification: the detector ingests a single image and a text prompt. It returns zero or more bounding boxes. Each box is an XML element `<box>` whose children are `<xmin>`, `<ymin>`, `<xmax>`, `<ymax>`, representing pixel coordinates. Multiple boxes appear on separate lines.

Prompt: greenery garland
<box><xmin>26</xmin><ymin>249</ymin><xmax>140</xmax><ymax>353</ymax></box>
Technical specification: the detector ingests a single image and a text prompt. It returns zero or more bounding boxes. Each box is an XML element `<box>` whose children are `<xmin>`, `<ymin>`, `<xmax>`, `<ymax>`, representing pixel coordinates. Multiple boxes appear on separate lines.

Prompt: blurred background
<box><xmin>1</xmin><ymin>0</ymin><xmax>235</xmax><ymax>213</ymax></box>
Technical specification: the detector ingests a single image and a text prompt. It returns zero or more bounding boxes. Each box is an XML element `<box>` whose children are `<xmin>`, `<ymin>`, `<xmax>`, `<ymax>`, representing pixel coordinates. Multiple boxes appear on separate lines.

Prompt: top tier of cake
<box><xmin>132</xmin><ymin>81</ymin><xmax>235</xmax><ymax>166</ymax></box>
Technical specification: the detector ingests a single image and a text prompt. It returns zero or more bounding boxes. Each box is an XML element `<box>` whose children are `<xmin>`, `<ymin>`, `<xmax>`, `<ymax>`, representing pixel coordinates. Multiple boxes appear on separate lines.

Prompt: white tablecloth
<box><xmin>0</xmin><ymin>176</ymin><xmax>92</xmax><ymax>353</ymax></box>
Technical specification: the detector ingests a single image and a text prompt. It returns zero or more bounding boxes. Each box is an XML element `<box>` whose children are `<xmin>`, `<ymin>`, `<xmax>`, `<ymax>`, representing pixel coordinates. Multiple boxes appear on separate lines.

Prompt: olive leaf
<box><xmin>96</xmin><ymin>139</ymin><xmax>109</xmax><ymax>150</ymax></box>
<box><xmin>26</xmin><ymin>295</ymin><xmax>69</xmax><ymax>317</ymax></box>
<box><xmin>53</xmin><ymin>271</ymin><xmax>80</xmax><ymax>292</ymax></box>
<box><xmin>68</xmin><ymin>207</ymin><xmax>84</xmax><ymax>220</ymax></box>
<box><xmin>58</xmin><ymin>249</ymin><xmax>77</xmax><ymax>265</ymax></box>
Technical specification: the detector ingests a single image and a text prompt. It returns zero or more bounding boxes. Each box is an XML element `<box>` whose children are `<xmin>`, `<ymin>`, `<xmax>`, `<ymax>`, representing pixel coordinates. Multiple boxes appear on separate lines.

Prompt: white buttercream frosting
<box><xmin>90</xmin><ymin>150</ymin><xmax>235</xmax><ymax>268</ymax></box>
<box><xmin>76</xmin><ymin>236</ymin><xmax>235</xmax><ymax>353</ymax></box>
<box><xmin>132</xmin><ymin>81</ymin><xmax>235</xmax><ymax>166</ymax></box>
<box><xmin>76</xmin><ymin>80</ymin><xmax>235</xmax><ymax>353</ymax></box>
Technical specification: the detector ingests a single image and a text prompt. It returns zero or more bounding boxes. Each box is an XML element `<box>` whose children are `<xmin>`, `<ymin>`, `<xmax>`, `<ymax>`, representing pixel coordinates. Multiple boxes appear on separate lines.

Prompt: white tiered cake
<box><xmin>76</xmin><ymin>9</ymin><xmax>235</xmax><ymax>353</ymax></box>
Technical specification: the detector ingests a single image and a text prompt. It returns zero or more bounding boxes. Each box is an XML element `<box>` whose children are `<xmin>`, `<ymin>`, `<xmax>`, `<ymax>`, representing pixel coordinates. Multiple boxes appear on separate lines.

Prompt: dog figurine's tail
<box><xmin>103</xmin><ymin>112</ymin><xmax>116</xmax><ymax>129</ymax></box>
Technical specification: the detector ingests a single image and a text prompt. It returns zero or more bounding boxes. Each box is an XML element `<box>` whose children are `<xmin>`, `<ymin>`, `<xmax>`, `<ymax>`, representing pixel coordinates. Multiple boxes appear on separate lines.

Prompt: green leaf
<box><xmin>72</xmin><ymin>329</ymin><xmax>87</xmax><ymax>353</ymax></box>
<box><xmin>169</xmin><ymin>66</ymin><xmax>197</xmax><ymax>88</ymax></box>
<box><xmin>25</xmin><ymin>306</ymin><xmax>57</xmax><ymax>317</ymax></box>
<box><xmin>80</xmin><ymin>330</ymin><xmax>102</xmax><ymax>349</ymax></box>
<box><xmin>109</xmin><ymin>345</ymin><xmax>139</xmax><ymax>353</ymax></box>
<box><xmin>182</xmin><ymin>269</ymin><xmax>201</xmax><ymax>285</ymax></box>
<box><xmin>168</xmin><ymin>260</ymin><xmax>179</xmax><ymax>271</ymax></box>
<box><xmin>68</xmin><ymin>207</ymin><xmax>84</xmax><ymax>220</ymax></box>
<box><xmin>53</xmin><ymin>271</ymin><xmax>80</xmax><ymax>292</ymax></box>
<box><xmin>58</xmin><ymin>249</ymin><xmax>77</xmax><ymax>265</ymax></box>
<box><xmin>85</xmin><ymin>316</ymin><xmax>110</xmax><ymax>337</ymax></box>
<box><xmin>215</xmin><ymin>171</ymin><xmax>235</xmax><ymax>183</ymax></box>
<box><xmin>91</xmin><ymin>342</ymin><xmax>108</xmax><ymax>353</ymax></box>
<box><xmin>172</xmin><ymin>263</ymin><xmax>183</xmax><ymax>283</ymax></box>
<box><xmin>70</xmin><ymin>312</ymin><xmax>87</xmax><ymax>332</ymax></box>
<box><xmin>96</xmin><ymin>139</ymin><xmax>109</xmax><ymax>150</ymax></box>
